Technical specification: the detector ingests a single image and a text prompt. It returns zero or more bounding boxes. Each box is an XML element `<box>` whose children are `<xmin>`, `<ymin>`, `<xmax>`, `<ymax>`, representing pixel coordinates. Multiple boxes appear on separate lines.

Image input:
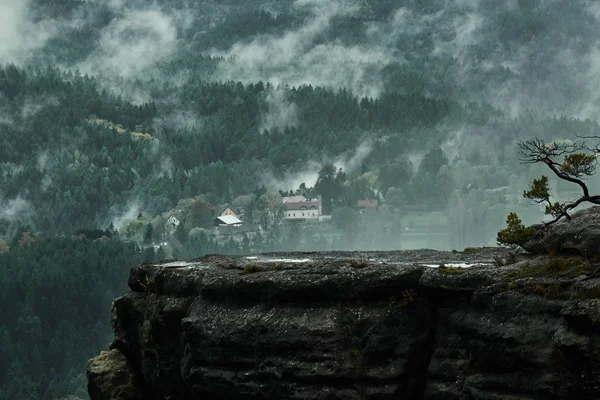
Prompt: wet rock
<box><xmin>89</xmin><ymin>249</ymin><xmax>600</xmax><ymax>399</ymax></box>
<box><xmin>87</xmin><ymin>349</ymin><xmax>143</xmax><ymax>400</ymax></box>
<box><xmin>523</xmin><ymin>206</ymin><xmax>600</xmax><ymax>255</ymax></box>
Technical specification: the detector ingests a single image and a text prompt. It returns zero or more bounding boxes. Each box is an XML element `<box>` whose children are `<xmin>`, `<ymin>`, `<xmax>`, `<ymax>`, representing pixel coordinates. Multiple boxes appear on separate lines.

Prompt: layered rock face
<box><xmin>88</xmin><ymin>249</ymin><xmax>600</xmax><ymax>399</ymax></box>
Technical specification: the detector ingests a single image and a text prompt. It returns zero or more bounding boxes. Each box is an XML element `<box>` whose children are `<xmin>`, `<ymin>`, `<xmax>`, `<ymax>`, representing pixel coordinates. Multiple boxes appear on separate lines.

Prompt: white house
<box><xmin>214</xmin><ymin>215</ymin><xmax>243</xmax><ymax>226</ymax></box>
<box><xmin>282</xmin><ymin>196</ymin><xmax>322</xmax><ymax>220</ymax></box>
<box><xmin>165</xmin><ymin>215</ymin><xmax>180</xmax><ymax>234</ymax></box>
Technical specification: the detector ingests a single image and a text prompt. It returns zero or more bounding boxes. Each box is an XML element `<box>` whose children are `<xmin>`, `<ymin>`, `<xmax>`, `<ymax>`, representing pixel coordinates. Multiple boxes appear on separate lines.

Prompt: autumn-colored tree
<box><xmin>18</xmin><ymin>232</ymin><xmax>37</xmax><ymax>247</ymax></box>
<box><xmin>0</xmin><ymin>239</ymin><xmax>9</xmax><ymax>253</ymax></box>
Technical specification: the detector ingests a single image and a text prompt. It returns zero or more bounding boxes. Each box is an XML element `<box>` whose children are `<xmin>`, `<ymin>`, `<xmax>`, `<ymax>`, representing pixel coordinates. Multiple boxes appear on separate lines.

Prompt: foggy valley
<box><xmin>2</xmin><ymin>0</ymin><xmax>600</xmax><ymax>398</ymax></box>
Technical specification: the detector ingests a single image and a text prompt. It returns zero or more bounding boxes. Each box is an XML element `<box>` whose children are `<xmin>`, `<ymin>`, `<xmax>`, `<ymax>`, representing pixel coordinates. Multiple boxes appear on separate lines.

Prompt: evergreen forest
<box><xmin>3</xmin><ymin>0</ymin><xmax>600</xmax><ymax>397</ymax></box>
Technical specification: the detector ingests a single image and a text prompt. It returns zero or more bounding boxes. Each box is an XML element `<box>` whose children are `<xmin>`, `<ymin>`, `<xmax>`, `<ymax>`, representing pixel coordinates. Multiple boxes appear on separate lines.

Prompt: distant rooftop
<box><xmin>285</xmin><ymin>201</ymin><xmax>319</xmax><ymax>211</ymax></box>
<box><xmin>215</xmin><ymin>215</ymin><xmax>242</xmax><ymax>225</ymax></box>
<box><xmin>282</xmin><ymin>195</ymin><xmax>307</xmax><ymax>203</ymax></box>
<box><xmin>357</xmin><ymin>200</ymin><xmax>378</xmax><ymax>208</ymax></box>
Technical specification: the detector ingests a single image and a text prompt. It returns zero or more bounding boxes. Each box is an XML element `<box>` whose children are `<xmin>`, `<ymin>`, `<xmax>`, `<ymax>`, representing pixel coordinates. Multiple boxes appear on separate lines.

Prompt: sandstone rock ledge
<box><xmin>88</xmin><ymin>249</ymin><xmax>600</xmax><ymax>400</ymax></box>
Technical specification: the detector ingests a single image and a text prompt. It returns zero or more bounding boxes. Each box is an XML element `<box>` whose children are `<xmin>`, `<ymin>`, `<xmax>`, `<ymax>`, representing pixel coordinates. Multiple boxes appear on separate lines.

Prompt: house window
<box><xmin>302</xmin><ymin>213</ymin><xmax>304</xmax><ymax>216</ymax></box>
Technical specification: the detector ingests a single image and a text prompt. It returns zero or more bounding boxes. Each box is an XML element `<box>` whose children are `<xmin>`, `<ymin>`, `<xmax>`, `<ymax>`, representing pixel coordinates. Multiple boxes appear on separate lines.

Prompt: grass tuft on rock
<box><xmin>571</xmin><ymin>286</ymin><xmax>600</xmax><ymax>299</ymax></box>
<box><xmin>350</xmin><ymin>259</ymin><xmax>369</xmax><ymax>269</ymax></box>
<box><xmin>463</xmin><ymin>247</ymin><xmax>482</xmax><ymax>255</ymax></box>
<box><xmin>241</xmin><ymin>263</ymin><xmax>262</xmax><ymax>274</ymax></box>
<box><xmin>509</xmin><ymin>257</ymin><xmax>590</xmax><ymax>279</ymax></box>
<box><xmin>438</xmin><ymin>264</ymin><xmax>467</xmax><ymax>275</ymax></box>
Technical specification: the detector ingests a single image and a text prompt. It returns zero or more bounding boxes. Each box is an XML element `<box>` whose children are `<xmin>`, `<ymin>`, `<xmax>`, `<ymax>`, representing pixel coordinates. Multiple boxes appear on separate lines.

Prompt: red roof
<box><xmin>357</xmin><ymin>200</ymin><xmax>378</xmax><ymax>208</ymax></box>
<box><xmin>285</xmin><ymin>201</ymin><xmax>319</xmax><ymax>211</ymax></box>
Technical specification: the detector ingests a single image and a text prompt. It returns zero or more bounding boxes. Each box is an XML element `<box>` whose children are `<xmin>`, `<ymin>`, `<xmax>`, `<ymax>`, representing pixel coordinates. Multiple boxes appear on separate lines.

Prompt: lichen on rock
<box><xmin>87</xmin><ymin>349</ymin><xmax>143</xmax><ymax>400</ymax></box>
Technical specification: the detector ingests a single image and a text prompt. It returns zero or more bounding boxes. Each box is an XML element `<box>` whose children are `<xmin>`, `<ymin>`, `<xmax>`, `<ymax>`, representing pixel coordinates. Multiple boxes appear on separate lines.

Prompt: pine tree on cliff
<box><xmin>498</xmin><ymin>137</ymin><xmax>600</xmax><ymax>247</ymax></box>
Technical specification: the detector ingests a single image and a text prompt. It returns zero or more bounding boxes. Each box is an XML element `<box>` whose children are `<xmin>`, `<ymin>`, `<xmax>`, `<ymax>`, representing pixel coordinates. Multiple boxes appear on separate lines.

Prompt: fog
<box><xmin>7</xmin><ymin>4</ymin><xmax>600</xmax><ymax>397</ymax></box>
<box><xmin>77</xmin><ymin>8</ymin><xmax>178</xmax><ymax>79</ymax></box>
<box><xmin>2</xmin><ymin>0</ymin><xmax>600</xmax><ymax>251</ymax></box>
<box><xmin>260</xmin><ymin>88</ymin><xmax>299</xmax><ymax>132</ymax></box>
<box><xmin>262</xmin><ymin>140</ymin><xmax>373</xmax><ymax>190</ymax></box>
<box><xmin>213</xmin><ymin>0</ymin><xmax>395</xmax><ymax>98</ymax></box>
<box><xmin>0</xmin><ymin>0</ymin><xmax>54</xmax><ymax>63</ymax></box>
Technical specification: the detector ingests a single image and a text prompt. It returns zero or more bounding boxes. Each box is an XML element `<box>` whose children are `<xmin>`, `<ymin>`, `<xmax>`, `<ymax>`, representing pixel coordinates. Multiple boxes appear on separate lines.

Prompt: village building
<box><xmin>214</xmin><ymin>224</ymin><xmax>262</xmax><ymax>243</ymax></box>
<box><xmin>282</xmin><ymin>195</ymin><xmax>322</xmax><ymax>220</ymax></box>
<box><xmin>357</xmin><ymin>200</ymin><xmax>379</xmax><ymax>213</ymax></box>
<box><xmin>220</xmin><ymin>207</ymin><xmax>238</xmax><ymax>218</ymax></box>
<box><xmin>214</xmin><ymin>215</ymin><xmax>243</xmax><ymax>226</ymax></box>
<box><xmin>282</xmin><ymin>195</ymin><xmax>308</xmax><ymax>204</ymax></box>
<box><xmin>165</xmin><ymin>215</ymin><xmax>180</xmax><ymax>234</ymax></box>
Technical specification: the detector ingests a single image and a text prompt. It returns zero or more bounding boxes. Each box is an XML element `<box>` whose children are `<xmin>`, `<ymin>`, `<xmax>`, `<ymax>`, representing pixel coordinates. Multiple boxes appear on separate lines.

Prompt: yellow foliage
<box><xmin>18</xmin><ymin>232</ymin><xmax>36</xmax><ymax>247</ymax></box>
<box><xmin>132</xmin><ymin>132</ymin><xmax>153</xmax><ymax>140</ymax></box>
<box><xmin>560</xmin><ymin>153</ymin><xmax>597</xmax><ymax>176</ymax></box>
<box><xmin>86</xmin><ymin>116</ymin><xmax>153</xmax><ymax>140</ymax></box>
<box><xmin>121</xmin><ymin>219</ymin><xmax>146</xmax><ymax>239</ymax></box>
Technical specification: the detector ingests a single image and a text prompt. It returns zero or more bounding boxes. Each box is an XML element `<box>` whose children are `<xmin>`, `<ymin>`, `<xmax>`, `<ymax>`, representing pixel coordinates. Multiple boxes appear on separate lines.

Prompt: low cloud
<box><xmin>40</xmin><ymin>175</ymin><xmax>53</xmax><ymax>192</ymax></box>
<box><xmin>260</xmin><ymin>89</ymin><xmax>299</xmax><ymax>132</ymax></box>
<box><xmin>213</xmin><ymin>0</ymin><xmax>399</xmax><ymax>98</ymax></box>
<box><xmin>158</xmin><ymin>156</ymin><xmax>174</xmax><ymax>178</ymax></box>
<box><xmin>0</xmin><ymin>115</ymin><xmax>13</xmax><ymax>127</ymax></box>
<box><xmin>0</xmin><ymin>0</ymin><xmax>58</xmax><ymax>63</ymax></box>
<box><xmin>77</xmin><ymin>8</ymin><xmax>177</xmax><ymax>79</ymax></box>
<box><xmin>337</xmin><ymin>140</ymin><xmax>373</xmax><ymax>173</ymax></box>
<box><xmin>110</xmin><ymin>201</ymin><xmax>142</xmax><ymax>230</ymax></box>
<box><xmin>262</xmin><ymin>140</ymin><xmax>373</xmax><ymax>190</ymax></box>
<box><xmin>152</xmin><ymin>108</ymin><xmax>204</xmax><ymax>134</ymax></box>
<box><xmin>0</xmin><ymin>196</ymin><xmax>32</xmax><ymax>222</ymax></box>
<box><xmin>37</xmin><ymin>151</ymin><xmax>50</xmax><ymax>171</ymax></box>
<box><xmin>22</xmin><ymin>96</ymin><xmax>60</xmax><ymax>120</ymax></box>
<box><xmin>574</xmin><ymin>46</ymin><xmax>600</xmax><ymax>120</ymax></box>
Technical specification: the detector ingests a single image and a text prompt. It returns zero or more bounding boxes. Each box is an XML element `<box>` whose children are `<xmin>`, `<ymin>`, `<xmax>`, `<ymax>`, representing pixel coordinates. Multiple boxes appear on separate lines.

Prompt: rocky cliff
<box><xmin>88</xmin><ymin>248</ymin><xmax>600</xmax><ymax>399</ymax></box>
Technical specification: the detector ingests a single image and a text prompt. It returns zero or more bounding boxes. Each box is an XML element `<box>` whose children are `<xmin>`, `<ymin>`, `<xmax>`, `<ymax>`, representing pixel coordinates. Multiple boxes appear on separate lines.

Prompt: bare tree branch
<box><xmin>499</xmin><ymin>138</ymin><xmax>600</xmax><ymax>247</ymax></box>
<box><xmin>517</xmin><ymin>138</ymin><xmax>593</xmax><ymax>198</ymax></box>
<box><xmin>575</xmin><ymin>134</ymin><xmax>600</xmax><ymax>153</ymax></box>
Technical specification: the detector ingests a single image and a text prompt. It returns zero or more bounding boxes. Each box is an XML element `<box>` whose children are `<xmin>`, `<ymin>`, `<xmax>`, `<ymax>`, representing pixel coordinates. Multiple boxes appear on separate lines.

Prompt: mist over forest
<box><xmin>2</xmin><ymin>0</ymin><xmax>600</xmax><ymax>398</ymax></box>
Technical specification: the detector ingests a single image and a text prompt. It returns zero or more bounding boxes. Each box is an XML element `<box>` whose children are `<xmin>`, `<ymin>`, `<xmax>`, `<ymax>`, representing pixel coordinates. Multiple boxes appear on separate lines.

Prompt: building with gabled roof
<box><xmin>220</xmin><ymin>207</ymin><xmax>238</xmax><ymax>218</ymax></box>
<box><xmin>165</xmin><ymin>215</ymin><xmax>180</xmax><ymax>234</ymax></box>
<box><xmin>283</xmin><ymin>196</ymin><xmax>322</xmax><ymax>220</ymax></box>
<box><xmin>214</xmin><ymin>215</ymin><xmax>242</xmax><ymax>226</ymax></box>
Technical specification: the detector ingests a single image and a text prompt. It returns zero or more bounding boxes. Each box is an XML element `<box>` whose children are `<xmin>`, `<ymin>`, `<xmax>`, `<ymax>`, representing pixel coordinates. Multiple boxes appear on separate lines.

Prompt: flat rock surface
<box><xmin>89</xmin><ymin>248</ymin><xmax>600</xmax><ymax>400</ymax></box>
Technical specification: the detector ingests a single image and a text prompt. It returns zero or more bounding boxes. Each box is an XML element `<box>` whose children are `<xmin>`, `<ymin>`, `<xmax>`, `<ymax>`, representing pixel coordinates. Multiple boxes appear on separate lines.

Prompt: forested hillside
<box><xmin>0</xmin><ymin>237</ymin><xmax>148</xmax><ymax>399</ymax></box>
<box><xmin>3</xmin><ymin>0</ymin><xmax>600</xmax><ymax>398</ymax></box>
<box><xmin>4</xmin><ymin>0</ymin><xmax>600</xmax><ymax>242</ymax></box>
